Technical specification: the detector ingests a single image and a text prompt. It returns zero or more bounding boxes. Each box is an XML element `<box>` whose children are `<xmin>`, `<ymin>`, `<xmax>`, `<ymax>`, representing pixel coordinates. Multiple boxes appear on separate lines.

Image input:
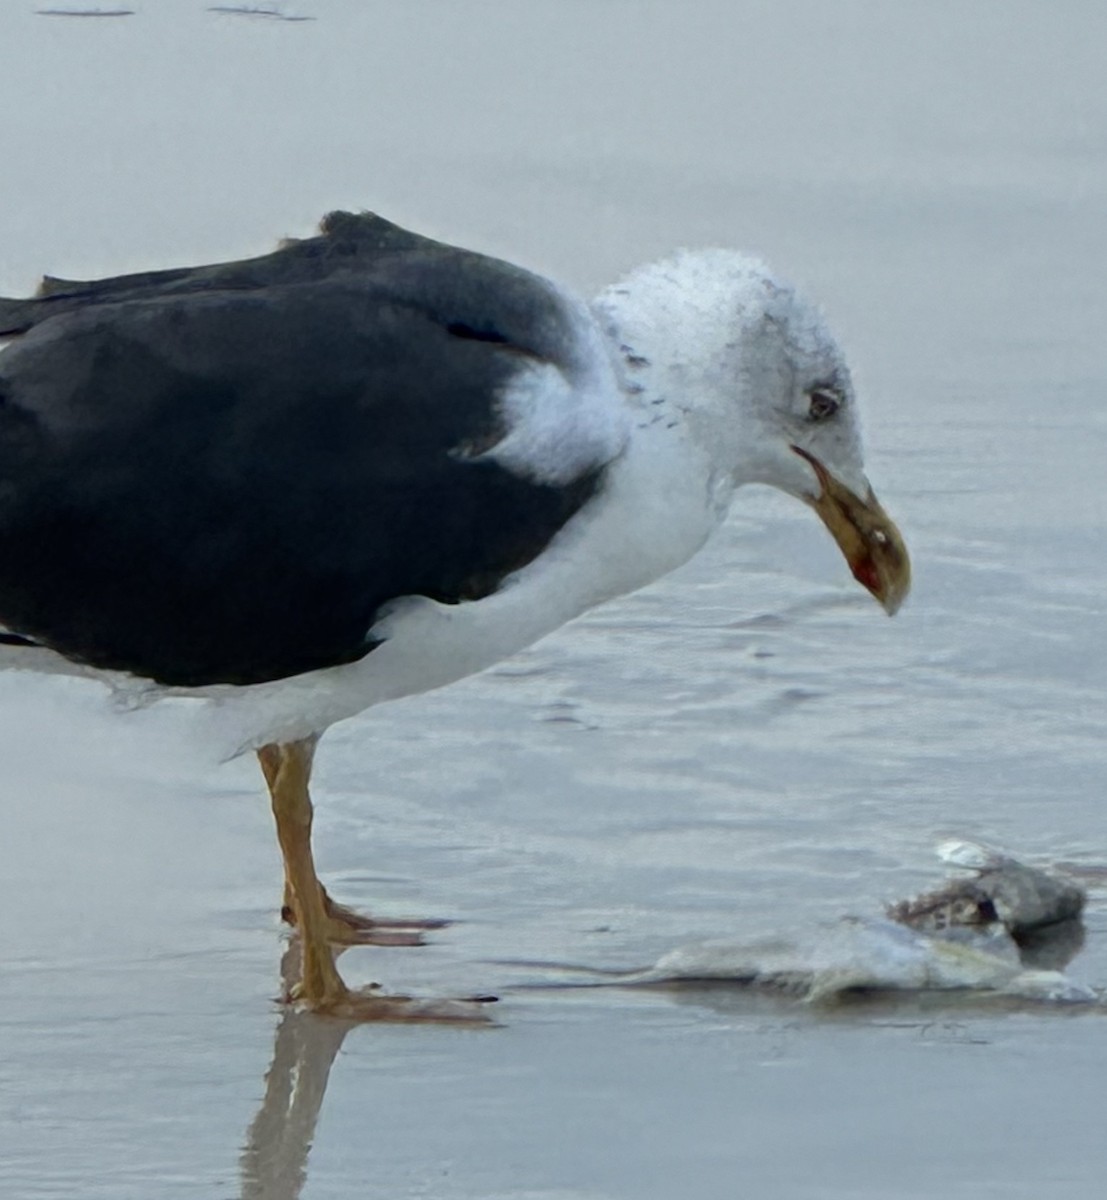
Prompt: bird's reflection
<box><xmin>239</xmin><ymin>943</ymin><xmax>354</xmax><ymax>1200</ymax></box>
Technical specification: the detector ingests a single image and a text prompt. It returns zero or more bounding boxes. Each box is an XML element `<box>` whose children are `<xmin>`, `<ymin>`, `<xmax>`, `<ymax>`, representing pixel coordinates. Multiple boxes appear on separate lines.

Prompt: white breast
<box><xmin>194</xmin><ymin>409</ymin><xmax>721</xmax><ymax>757</ymax></box>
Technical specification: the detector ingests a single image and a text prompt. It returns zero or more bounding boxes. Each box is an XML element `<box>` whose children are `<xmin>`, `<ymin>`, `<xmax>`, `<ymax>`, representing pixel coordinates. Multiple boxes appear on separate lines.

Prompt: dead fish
<box><xmin>508</xmin><ymin>841</ymin><xmax>1100</xmax><ymax>1006</ymax></box>
<box><xmin>609</xmin><ymin>915</ymin><xmax>1098</xmax><ymax>1004</ymax></box>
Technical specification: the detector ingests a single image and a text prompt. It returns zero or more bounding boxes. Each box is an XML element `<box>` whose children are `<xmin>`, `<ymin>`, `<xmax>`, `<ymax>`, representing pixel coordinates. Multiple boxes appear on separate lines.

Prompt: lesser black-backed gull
<box><xmin>0</xmin><ymin>211</ymin><xmax>910</xmax><ymax>1020</ymax></box>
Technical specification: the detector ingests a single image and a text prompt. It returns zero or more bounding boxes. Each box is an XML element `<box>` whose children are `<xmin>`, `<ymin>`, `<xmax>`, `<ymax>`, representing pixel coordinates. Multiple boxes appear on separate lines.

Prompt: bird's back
<box><xmin>0</xmin><ymin>214</ymin><xmax>613</xmax><ymax>687</ymax></box>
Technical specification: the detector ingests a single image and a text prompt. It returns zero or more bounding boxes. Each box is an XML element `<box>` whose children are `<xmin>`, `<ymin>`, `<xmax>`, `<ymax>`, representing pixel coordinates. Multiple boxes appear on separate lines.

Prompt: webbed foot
<box><xmin>281</xmin><ymin>884</ymin><xmax>449</xmax><ymax>947</ymax></box>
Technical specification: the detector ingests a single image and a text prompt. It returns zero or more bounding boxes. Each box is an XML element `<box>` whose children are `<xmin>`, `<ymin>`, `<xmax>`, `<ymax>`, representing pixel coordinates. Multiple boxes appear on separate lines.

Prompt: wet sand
<box><xmin>1</xmin><ymin>2</ymin><xmax>1106</xmax><ymax>1197</ymax></box>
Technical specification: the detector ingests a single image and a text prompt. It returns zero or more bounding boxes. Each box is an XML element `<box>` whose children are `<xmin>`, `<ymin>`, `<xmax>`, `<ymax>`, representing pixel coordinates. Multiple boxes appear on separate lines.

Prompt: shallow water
<box><xmin>1</xmin><ymin>2</ymin><xmax>1106</xmax><ymax>1197</ymax></box>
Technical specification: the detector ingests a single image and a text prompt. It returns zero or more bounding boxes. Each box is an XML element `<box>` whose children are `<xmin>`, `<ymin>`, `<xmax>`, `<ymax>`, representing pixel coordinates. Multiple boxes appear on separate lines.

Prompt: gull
<box><xmin>0</xmin><ymin>211</ymin><xmax>909</xmax><ymax>1020</ymax></box>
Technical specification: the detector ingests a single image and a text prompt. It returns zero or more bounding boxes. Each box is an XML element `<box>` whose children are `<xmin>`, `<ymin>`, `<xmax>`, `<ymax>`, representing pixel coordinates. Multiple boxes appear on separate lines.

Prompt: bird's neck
<box><xmin>591</xmin><ymin>257</ymin><xmax>771</xmax><ymax>492</ymax></box>
<box><xmin>591</xmin><ymin>287</ymin><xmax>746</xmax><ymax>526</ymax></box>
<box><xmin>563</xmin><ymin>305</ymin><xmax>740</xmax><ymax>605</ymax></box>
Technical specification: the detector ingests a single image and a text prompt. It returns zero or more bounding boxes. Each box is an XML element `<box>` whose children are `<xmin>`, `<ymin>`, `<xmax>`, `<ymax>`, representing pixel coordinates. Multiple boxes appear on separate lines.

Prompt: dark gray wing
<box><xmin>0</xmin><ymin>211</ymin><xmax>432</xmax><ymax>336</ymax></box>
<box><xmin>0</xmin><ymin>211</ymin><xmax>581</xmax><ymax>367</ymax></box>
<box><xmin>0</xmin><ymin>217</ymin><xmax>612</xmax><ymax>687</ymax></box>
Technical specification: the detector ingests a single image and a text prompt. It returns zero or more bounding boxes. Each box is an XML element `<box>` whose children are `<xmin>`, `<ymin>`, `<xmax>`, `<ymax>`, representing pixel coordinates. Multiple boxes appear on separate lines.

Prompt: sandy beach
<box><xmin>1</xmin><ymin>3</ymin><xmax>1105</xmax><ymax>1197</ymax></box>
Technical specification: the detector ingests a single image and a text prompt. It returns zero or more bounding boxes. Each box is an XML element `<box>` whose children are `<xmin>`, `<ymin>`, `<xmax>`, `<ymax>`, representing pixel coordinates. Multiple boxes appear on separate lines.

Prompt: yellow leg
<box><xmin>260</xmin><ymin>738</ymin><xmax>348</xmax><ymax>1009</ymax></box>
<box><xmin>260</xmin><ymin>741</ymin><xmax>446</xmax><ymax>948</ymax></box>
<box><xmin>257</xmin><ymin>738</ymin><xmax>495</xmax><ymax>1023</ymax></box>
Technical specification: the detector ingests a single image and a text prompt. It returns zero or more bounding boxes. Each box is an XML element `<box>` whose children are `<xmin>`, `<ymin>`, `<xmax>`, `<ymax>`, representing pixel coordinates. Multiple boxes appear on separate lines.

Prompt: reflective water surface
<box><xmin>1</xmin><ymin>2</ymin><xmax>1106</xmax><ymax>1197</ymax></box>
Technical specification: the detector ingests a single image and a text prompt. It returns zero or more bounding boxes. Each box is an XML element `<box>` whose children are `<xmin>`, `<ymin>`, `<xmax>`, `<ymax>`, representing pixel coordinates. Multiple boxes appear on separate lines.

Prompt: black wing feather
<box><xmin>0</xmin><ymin>221</ymin><xmax>606</xmax><ymax>686</ymax></box>
<box><xmin>0</xmin><ymin>211</ymin><xmax>435</xmax><ymax>336</ymax></box>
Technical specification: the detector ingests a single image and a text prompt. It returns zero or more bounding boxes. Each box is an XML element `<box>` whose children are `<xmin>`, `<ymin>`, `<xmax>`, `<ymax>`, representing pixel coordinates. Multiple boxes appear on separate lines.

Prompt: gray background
<box><xmin>1</xmin><ymin>3</ymin><xmax>1105</xmax><ymax>1198</ymax></box>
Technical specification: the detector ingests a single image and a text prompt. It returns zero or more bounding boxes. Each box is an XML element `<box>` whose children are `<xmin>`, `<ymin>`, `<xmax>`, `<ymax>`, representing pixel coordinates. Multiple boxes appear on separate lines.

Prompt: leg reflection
<box><xmin>239</xmin><ymin>942</ymin><xmax>354</xmax><ymax>1200</ymax></box>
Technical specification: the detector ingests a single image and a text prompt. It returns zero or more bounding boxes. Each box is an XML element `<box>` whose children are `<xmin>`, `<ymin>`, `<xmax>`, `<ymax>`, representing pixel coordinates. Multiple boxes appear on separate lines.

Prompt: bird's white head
<box><xmin>593</xmin><ymin>249</ymin><xmax>910</xmax><ymax>614</ymax></box>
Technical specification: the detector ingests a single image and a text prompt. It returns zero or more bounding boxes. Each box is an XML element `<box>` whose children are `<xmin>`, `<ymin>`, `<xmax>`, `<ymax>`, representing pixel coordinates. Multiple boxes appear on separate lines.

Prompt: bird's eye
<box><xmin>807</xmin><ymin>387</ymin><xmax>841</xmax><ymax>422</ymax></box>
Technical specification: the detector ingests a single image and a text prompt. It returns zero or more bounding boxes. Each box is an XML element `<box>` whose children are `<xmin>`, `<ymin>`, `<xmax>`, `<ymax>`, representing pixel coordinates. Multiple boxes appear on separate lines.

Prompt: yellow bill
<box><xmin>791</xmin><ymin>445</ymin><xmax>911</xmax><ymax>615</ymax></box>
